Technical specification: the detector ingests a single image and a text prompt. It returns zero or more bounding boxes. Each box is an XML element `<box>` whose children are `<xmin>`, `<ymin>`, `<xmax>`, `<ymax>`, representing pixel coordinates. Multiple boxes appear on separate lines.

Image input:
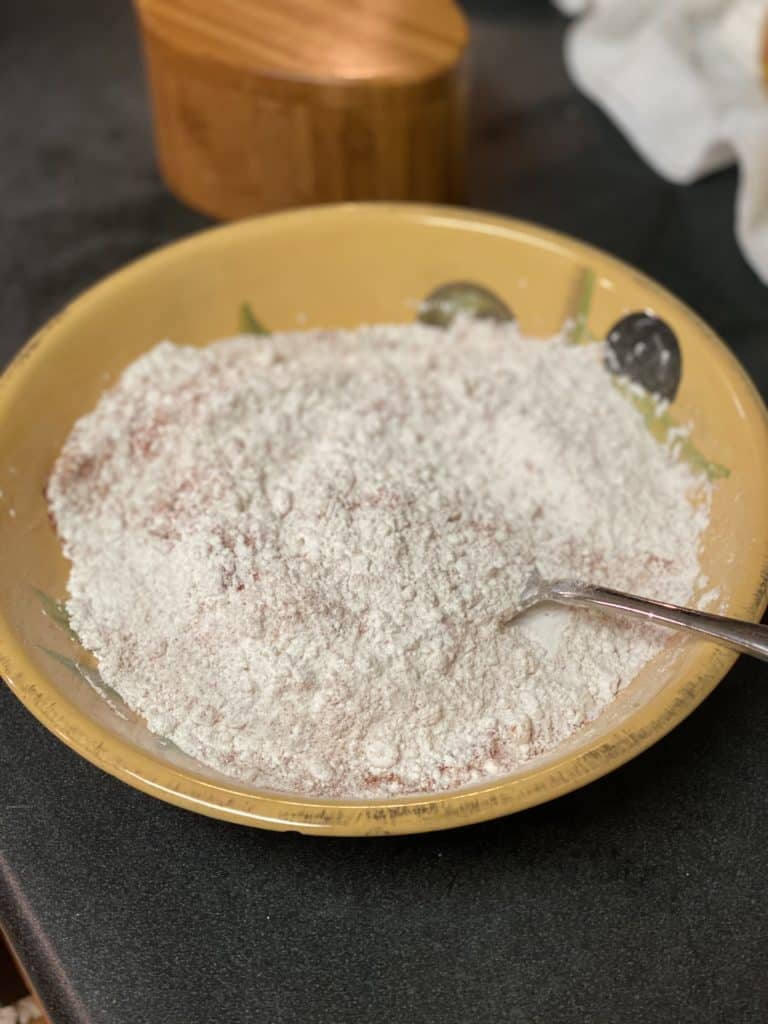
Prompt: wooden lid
<box><xmin>135</xmin><ymin>0</ymin><xmax>468</xmax><ymax>84</ymax></box>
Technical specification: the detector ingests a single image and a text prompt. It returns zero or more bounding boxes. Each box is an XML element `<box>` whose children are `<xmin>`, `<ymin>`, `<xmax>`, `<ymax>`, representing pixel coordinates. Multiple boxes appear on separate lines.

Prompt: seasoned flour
<box><xmin>47</xmin><ymin>320</ymin><xmax>709</xmax><ymax>796</ymax></box>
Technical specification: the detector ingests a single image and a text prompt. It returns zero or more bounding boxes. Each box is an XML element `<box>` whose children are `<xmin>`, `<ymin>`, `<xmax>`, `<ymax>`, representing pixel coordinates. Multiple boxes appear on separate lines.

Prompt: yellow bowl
<box><xmin>1</xmin><ymin>204</ymin><xmax>767</xmax><ymax>836</ymax></box>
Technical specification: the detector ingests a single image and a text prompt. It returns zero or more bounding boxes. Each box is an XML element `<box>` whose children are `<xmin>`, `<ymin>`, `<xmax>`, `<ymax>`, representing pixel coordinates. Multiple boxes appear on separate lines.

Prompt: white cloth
<box><xmin>554</xmin><ymin>0</ymin><xmax>768</xmax><ymax>282</ymax></box>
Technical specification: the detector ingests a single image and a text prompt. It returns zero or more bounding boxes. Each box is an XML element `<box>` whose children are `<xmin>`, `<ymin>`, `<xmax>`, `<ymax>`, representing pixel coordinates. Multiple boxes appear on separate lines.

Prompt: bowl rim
<box><xmin>1</xmin><ymin>201</ymin><xmax>767</xmax><ymax>836</ymax></box>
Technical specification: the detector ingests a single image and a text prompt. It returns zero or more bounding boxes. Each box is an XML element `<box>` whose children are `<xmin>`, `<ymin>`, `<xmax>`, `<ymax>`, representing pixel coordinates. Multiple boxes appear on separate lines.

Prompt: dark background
<box><xmin>1</xmin><ymin>2</ymin><xmax>767</xmax><ymax>1022</ymax></box>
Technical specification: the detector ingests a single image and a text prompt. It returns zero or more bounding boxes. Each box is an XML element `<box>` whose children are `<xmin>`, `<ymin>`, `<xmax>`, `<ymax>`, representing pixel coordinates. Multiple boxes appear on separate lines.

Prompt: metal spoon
<box><xmin>501</xmin><ymin>570</ymin><xmax>768</xmax><ymax>661</ymax></box>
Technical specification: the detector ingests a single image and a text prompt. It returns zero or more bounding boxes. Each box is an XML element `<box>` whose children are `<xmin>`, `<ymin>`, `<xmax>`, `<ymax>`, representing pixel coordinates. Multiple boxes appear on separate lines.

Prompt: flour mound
<box><xmin>47</xmin><ymin>320</ymin><xmax>709</xmax><ymax>796</ymax></box>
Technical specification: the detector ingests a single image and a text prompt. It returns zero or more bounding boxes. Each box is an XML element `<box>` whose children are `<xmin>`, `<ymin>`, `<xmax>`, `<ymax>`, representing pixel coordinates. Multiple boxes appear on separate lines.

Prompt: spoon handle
<box><xmin>547</xmin><ymin>581</ymin><xmax>768</xmax><ymax>662</ymax></box>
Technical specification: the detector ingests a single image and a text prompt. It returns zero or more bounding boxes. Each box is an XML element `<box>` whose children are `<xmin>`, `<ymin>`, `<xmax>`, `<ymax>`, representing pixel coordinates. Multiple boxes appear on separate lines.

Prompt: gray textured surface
<box><xmin>1</xmin><ymin>2</ymin><xmax>767</xmax><ymax>1022</ymax></box>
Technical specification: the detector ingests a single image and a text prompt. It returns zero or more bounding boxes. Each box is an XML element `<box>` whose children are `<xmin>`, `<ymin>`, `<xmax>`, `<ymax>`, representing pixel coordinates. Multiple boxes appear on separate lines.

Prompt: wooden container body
<box><xmin>135</xmin><ymin>3</ymin><xmax>468</xmax><ymax>219</ymax></box>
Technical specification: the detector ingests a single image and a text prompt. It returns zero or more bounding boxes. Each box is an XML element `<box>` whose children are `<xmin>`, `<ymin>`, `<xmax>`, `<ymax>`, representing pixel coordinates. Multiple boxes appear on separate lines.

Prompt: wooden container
<box><xmin>133</xmin><ymin>0</ymin><xmax>469</xmax><ymax>219</ymax></box>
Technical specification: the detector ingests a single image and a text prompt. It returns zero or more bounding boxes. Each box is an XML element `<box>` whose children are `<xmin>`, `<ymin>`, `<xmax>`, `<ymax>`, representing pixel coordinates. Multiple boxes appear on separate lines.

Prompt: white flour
<box><xmin>47</xmin><ymin>319</ymin><xmax>710</xmax><ymax>797</ymax></box>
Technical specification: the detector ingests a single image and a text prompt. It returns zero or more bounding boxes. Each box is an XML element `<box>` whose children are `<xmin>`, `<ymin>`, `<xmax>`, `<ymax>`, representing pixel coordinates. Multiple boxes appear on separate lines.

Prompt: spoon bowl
<box><xmin>504</xmin><ymin>575</ymin><xmax>768</xmax><ymax>662</ymax></box>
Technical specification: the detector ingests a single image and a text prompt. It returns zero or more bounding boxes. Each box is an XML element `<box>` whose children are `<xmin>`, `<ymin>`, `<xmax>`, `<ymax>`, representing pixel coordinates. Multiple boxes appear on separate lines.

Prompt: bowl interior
<box><xmin>1</xmin><ymin>204</ymin><xmax>766</xmax><ymax>835</ymax></box>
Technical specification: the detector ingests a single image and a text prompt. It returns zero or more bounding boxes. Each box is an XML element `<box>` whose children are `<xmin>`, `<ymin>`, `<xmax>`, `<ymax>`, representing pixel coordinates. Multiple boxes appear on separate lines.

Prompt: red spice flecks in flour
<box><xmin>46</xmin><ymin>320</ymin><xmax>710</xmax><ymax>797</ymax></box>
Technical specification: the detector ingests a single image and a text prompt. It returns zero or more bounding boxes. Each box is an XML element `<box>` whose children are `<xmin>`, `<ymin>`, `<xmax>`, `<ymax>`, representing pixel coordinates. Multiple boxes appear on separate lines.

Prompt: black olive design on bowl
<box><xmin>604</xmin><ymin>312</ymin><xmax>682</xmax><ymax>402</ymax></box>
<box><xmin>418</xmin><ymin>282</ymin><xmax>514</xmax><ymax>328</ymax></box>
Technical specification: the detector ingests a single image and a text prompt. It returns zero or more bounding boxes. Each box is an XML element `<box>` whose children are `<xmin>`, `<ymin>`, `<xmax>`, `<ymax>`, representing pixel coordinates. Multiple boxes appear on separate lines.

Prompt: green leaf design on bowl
<box><xmin>33</xmin><ymin>587</ymin><xmax>120</xmax><ymax>701</ymax></box>
<box><xmin>37</xmin><ymin>645</ymin><xmax>124</xmax><ymax>704</ymax></box>
<box><xmin>239</xmin><ymin>302</ymin><xmax>269</xmax><ymax>336</ymax></box>
<box><xmin>32</xmin><ymin>586</ymin><xmax>77</xmax><ymax>639</ymax></box>
<box><xmin>569</xmin><ymin>268</ymin><xmax>596</xmax><ymax>346</ymax></box>
<box><xmin>615</xmin><ymin>381</ymin><xmax>729</xmax><ymax>481</ymax></box>
<box><xmin>418</xmin><ymin>282</ymin><xmax>514</xmax><ymax>328</ymax></box>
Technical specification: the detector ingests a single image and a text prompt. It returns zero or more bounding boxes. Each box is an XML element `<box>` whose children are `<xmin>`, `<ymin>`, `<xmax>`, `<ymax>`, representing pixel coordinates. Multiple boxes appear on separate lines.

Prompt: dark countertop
<box><xmin>1</xmin><ymin>2</ymin><xmax>767</xmax><ymax>1022</ymax></box>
